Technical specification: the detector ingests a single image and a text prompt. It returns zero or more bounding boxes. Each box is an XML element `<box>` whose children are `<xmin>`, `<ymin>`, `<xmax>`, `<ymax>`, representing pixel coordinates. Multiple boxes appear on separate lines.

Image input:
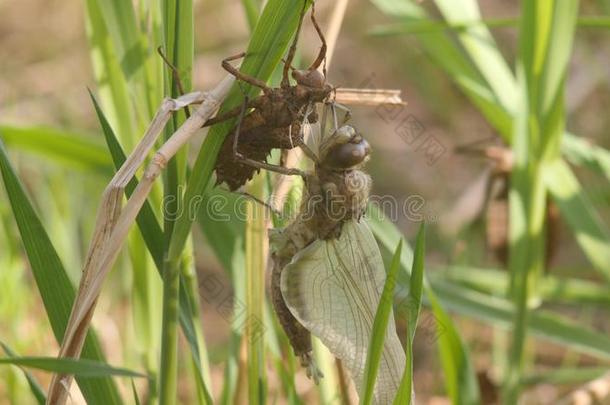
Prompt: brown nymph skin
<box><xmin>205</xmin><ymin>0</ymin><xmax>333</xmax><ymax>190</ymax></box>
<box><xmin>212</xmin><ymin>76</ymin><xmax>332</xmax><ymax>190</ymax></box>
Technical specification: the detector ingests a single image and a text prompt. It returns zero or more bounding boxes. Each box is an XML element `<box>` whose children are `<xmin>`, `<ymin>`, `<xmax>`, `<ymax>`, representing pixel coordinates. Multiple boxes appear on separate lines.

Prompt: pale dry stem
<box><xmin>46</xmin><ymin>75</ymin><xmax>234</xmax><ymax>405</ymax></box>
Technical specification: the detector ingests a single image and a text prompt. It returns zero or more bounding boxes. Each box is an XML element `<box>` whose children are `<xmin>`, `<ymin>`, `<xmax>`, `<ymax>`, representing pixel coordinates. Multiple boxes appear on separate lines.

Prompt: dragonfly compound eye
<box><xmin>322</xmin><ymin>137</ymin><xmax>371</xmax><ymax>169</ymax></box>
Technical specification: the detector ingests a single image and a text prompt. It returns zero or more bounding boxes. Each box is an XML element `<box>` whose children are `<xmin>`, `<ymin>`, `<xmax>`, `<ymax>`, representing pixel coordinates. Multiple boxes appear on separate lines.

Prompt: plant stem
<box><xmin>159</xmin><ymin>257</ymin><xmax>181</xmax><ymax>405</ymax></box>
<box><xmin>245</xmin><ymin>174</ymin><xmax>267</xmax><ymax>404</ymax></box>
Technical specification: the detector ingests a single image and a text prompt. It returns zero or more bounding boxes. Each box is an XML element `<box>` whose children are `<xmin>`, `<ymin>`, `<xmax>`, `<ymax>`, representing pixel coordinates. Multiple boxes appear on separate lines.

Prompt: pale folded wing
<box><xmin>280</xmin><ymin>220</ymin><xmax>406</xmax><ymax>404</ymax></box>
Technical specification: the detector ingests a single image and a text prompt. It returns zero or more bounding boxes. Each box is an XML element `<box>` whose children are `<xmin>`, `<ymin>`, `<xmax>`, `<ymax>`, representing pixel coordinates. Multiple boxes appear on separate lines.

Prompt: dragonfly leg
<box><xmin>282</xmin><ymin>0</ymin><xmax>308</xmax><ymax>88</ymax></box>
<box><xmin>300</xmin><ymin>353</ymin><xmax>324</xmax><ymax>384</ymax></box>
<box><xmin>222</xmin><ymin>52</ymin><xmax>272</xmax><ymax>95</ymax></box>
<box><xmin>236</xmin><ymin>156</ymin><xmax>307</xmax><ymax>178</ymax></box>
<box><xmin>157</xmin><ymin>46</ymin><xmax>191</xmax><ymax>118</ymax></box>
<box><xmin>201</xmin><ymin>94</ymin><xmax>264</xmax><ymax>127</ymax></box>
<box><xmin>307</xmin><ymin>1</ymin><xmax>327</xmax><ymax>77</ymax></box>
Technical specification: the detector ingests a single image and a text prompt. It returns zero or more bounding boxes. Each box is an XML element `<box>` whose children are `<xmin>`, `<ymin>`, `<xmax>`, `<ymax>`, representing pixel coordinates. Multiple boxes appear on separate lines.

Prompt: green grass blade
<box><xmin>369</xmin><ymin>205</ymin><xmax>610</xmax><ymax>373</ymax></box>
<box><xmin>426</xmin><ymin>285</ymin><xmax>481</xmax><ymax>405</ymax></box>
<box><xmin>521</xmin><ymin>367</ymin><xmax>609</xmax><ymax>386</ymax></box>
<box><xmin>90</xmin><ymin>0</ymin><xmax>153</xmax><ymax>133</ymax></box>
<box><xmin>167</xmin><ymin>0</ymin><xmax>313</xmax><ymax>264</ymax></box>
<box><xmin>197</xmin><ymin>188</ymin><xmax>246</xmax><ymax>405</ymax></box>
<box><xmin>245</xmin><ymin>176</ymin><xmax>267</xmax><ymax>404</ymax></box>
<box><xmin>0</xmin><ymin>126</ymin><xmax>112</xmax><ymax>174</ymax></box>
<box><xmin>197</xmin><ymin>188</ymin><xmax>246</xmax><ymax>271</ymax></box>
<box><xmin>439</xmin><ymin>266</ymin><xmax>610</xmax><ymax>305</ymax></box>
<box><xmin>544</xmin><ymin>159</ymin><xmax>610</xmax><ymax>280</ymax></box>
<box><xmin>369</xmin><ymin>18</ymin><xmax>516</xmax><ymax>36</ymax></box>
<box><xmin>367</xmin><ymin>204</ymin><xmax>414</xmax><ymax>277</ymax></box>
<box><xmin>393</xmin><ymin>223</ymin><xmax>426</xmax><ymax>405</ymax></box>
<box><xmin>132</xmin><ymin>380</ymin><xmax>142</xmax><ymax>405</ymax></box>
<box><xmin>504</xmin><ymin>2</ymin><xmax>579</xmax><ymax>401</ymax></box>
<box><xmin>562</xmin><ymin>134</ymin><xmax>610</xmax><ymax>183</ymax></box>
<box><xmin>370</xmin><ymin>0</ymin><xmax>514</xmax><ymax>139</ymax></box>
<box><xmin>0</xmin><ymin>342</ymin><xmax>46</xmax><ymax>405</ymax></box>
<box><xmin>371</xmin><ymin>0</ymin><xmax>610</xmax><ymax>174</ymax></box>
<box><xmin>161</xmin><ymin>0</ymin><xmax>193</xmax><ymax>100</ymax></box>
<box><xmin>93</xmin><ymin>0</ymin><xmax>140</xmax><ymax>64</ymax></box>
<box><xmin>0</xmin><ymin>138</ymin><xmax>121</xmax><ymax>405</ymax></box>
<box><xmin>158</xmin><ymin>1</ymin><xmax>196</xmax><ymax>403</ymax></box>
<box><xmin>361</xmin><ymin>239</ymin><xmax>403</xmax><ymax>405</ymax></box>
<box><xmin>368</xmin><ymin>209</ymin><xmax>480</xmax><ymax>403</ymax></box>
<box><xmin>370</xmin><ymin>16</ymin><xmax>610</xmax><ymax>36</ymax></box>
<box><xmin>540</xmin><ymin>2</ymin><xmax>579</xmax><ymax>115</ymax></box>
<box><xmin>0</xmin><ymin>357</ymin><xmax>145</xmax><ymax>379</ymax></box>
<box><xmin>433</xmin><ymin>0</ymin><xmax>518</xmax><ymax>111</ymax></box>
<box><xmin>241</xmin><ymin>0</ymin><xmax>260</xmax><ymax>30</ymax></box>
<box><xmin>89</xmin><ymin>91</ymin><xmax>165</xmax><ymax>268</ymax></box>
<box><xmin>91</xmin><ymin>90</ymin><xmax>162</xmax><ymax>405</ymax></box>
<box><xmin>432</xmin><ymin>280</ymin><xmax>610</xmax><ymax>360</ymax></box>
<box><xmin>85</xmin><ymin>0</ymin><xmax>137</xmax><ymax>146</ymax></box>
<box><xmin>406</xmin><ymin>224</ymin><xmax>425</xmax><ymax>340</ymax></box>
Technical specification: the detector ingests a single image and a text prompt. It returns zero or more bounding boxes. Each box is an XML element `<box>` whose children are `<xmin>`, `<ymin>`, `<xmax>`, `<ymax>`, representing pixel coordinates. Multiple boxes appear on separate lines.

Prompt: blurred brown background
<box><xmin>2</xmin><ymin>0</ymin><xmax>610</xmax><ymax>402</ymax></box>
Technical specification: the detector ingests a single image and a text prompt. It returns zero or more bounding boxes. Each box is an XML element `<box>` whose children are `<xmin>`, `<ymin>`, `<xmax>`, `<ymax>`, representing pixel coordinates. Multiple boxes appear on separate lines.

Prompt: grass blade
<box><xmin>158</xmin><ymin>1</ymin><xmax>198</xmax><ymax>403</ymax></box>
<box><xmin>544</xmin><ymin>159</ymin><xmax>610</xmax><ymax>280</ymax></box>
<box><xmin>89</xmin><ymin>92</ymin><xmax>213</xmax><ymax>404</ymax></box>
<box><xmin>361</xmin><ymin>238</ymin><xmax>403</xmax><ymax>405</ymax></box>
<box><xmin>367</xmin><ymin>208</ymin><xmax>478</xmax><ymax>404</ymax></box>
<box><xmin>89</xmin><ymin>91</ymin><xmax>165</xmax><ymax>268</ymax></box>
<box><xmin>521</xmin><ymin>367</ymin><xmax>609</xmax><ymax>386</ymax></box>
<box><xmin>504</xmin><ymin>2</ymin><xmax>579</xmax><ymax>401</ymax></box>
<box><xmin>0</xmin><ymin>126</ymin><xmax>112</xmax><ymax>174</ymax></box>
<box><xmin>439</xmin><ymin>266</ymin><xmax>610</xmax><ymax>305</ymax></box>
<box><xmin>433</xmin><ymin>0</ymin><xmax>518</xmax><ymax>111</ymax></box>
<box><xmin>0</xmin><ymin>137</ymin><xmax>121</xmax><ymax>405</ymax></box>
<box><xmin>85</xmin><ymin>0</ymin><xmax>137</xmax><ymax>146</ymax></box>
<box><xmin>425</xmin><ymin>284</ymin><xmax>481</xmax><ymax>405</ymax></box>
<box><xmin>0</xmin><ymin>342</ymin><xmax>46</xmax><ymax>405</ymax></box>
<box><xmin>245</xmin><ymin>175</ymin><xmax>267</xmax><ymax>404</ymax></box>
<box><xmin>432</xmin><ymin>280</ymin><xmax>610</xmax><ymax>360</ymax></box>
<box><xmin>562</xmin><ymin>133</ymin><xmax>610</xmax><ymax>180</ymax></box>
<box><xmin>393</xmin><ymin>223</ymin><xmax>426</xmax><ymax>405</ymax></box>
<box><xmin>132</xmin><ymin>380</ymin><xmax>142</xmax><ymax>405</ymax></box>
<box><xmin>0</xmin><ymin>357</ymin><xmax>145</xmax><ymax>379</ymax></box>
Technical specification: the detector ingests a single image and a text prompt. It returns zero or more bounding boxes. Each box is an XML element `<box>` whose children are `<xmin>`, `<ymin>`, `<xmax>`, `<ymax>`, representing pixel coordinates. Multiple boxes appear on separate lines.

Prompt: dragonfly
<box><xmin>260</xmin><ymin>103</ymin><xmax>406</xmax><ymax>404</ymax></box>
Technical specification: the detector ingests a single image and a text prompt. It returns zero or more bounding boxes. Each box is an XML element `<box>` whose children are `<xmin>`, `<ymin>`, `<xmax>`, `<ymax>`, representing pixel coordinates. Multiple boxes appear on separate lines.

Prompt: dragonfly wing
<box><xmin>281</xmin><ymin>220</ymin><xmax>406</xmax><ymax>404</ymax></box>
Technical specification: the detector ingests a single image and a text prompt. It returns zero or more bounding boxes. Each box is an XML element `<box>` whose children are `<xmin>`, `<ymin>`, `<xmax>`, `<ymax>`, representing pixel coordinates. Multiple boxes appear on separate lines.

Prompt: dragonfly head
<box><xmin>319</xmin><ymin>125</ymin><xmax>371</xmax><ymax>170</ymax></box>
<box><xmin>293</xmin><ymin>69</ymin><xmax>333</xmax><ymax>101</ymax></box>
<box><xmin>293</xmin><ymin>68</ymin><xmax>325</xmax><ymax>88</ymax></box>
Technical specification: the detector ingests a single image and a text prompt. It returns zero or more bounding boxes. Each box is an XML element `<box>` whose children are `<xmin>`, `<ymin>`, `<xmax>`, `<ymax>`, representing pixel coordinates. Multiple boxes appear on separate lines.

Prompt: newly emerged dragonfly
<box><xmin>262</xmin><ymin>104</ymin><xmax>406</xmax><ymax>404</ymax></box>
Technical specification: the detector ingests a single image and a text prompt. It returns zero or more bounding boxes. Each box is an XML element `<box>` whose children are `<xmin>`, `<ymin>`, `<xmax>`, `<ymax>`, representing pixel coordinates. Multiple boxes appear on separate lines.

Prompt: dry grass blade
<box><xmin>47</xmin><ymin>76</ymin><xmax>233</xmax><ymax>405</ymax></box>
<box><xmin>334</xmin><ymin>88</ymin><xmax>406</xmax><ymax>106</ymax></box>
<box><xmin>323</xmin><ymin>0</ymin><xmax>349</xmax><ymax>68</ymax></box>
